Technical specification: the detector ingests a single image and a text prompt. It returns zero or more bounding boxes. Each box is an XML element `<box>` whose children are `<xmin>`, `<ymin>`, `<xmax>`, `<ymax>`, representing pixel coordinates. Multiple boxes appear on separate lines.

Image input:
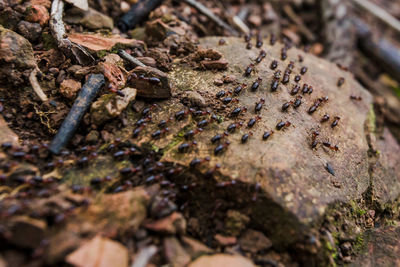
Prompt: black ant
<box><xmin>175</xmin><ymin>109</ymin><xmax>191</xmax><ymax>121</ymax></box>
<box><xmin>256</xmin><ymin>33</ymin><xmax>263</xmax><ymax>48</ymax></box>
<box><xmin>221</xmin><ymin>96</ymin><xmax>239</xmax><ymax>105</ymax></box>
<box><xmin>255</xmin><ymin>50</ymin><xmax>266</xmax><ymax>63</ymax></box>
<box><xmin>113</xmin><ymin>147</ymin><xmax>137</xmax><ymax>159</ymax></box>
<box><xmin>274</xmin><ymin>70</ymin><xmax>281</xmax><ymax>79</ymax></box>
<box><xmin>310</xmin><ymin>130</ymin><xmax>319</xmax><ymax>149</ymax></box>
<box><xmin>321</xmin><ymin>114</ymin><xmax>330</xmax><ymax>122</ymax></box>
<box><xmin>293</xmin><ymin>96</ymin><xmax>302</xmax><ymax>108</ymax></box>
<box><xmin>211</xmin><ymin>132</ymin><xmax>229</xmax><ymax>143</ymax></box>
<box><xmin>300</xmin><ymin>67</ymin><xmax>308</xmax><ymax>75</ymax></box>
<box><xmin>184</xmin><ymin>128</ymin><xmax>203</xmax><ymax>140</ymax></box>
<box><xmin>178</xmin><ymin>141</ymin><xmax>197</xmax><ymax>153</ymax></box>
<box><xmin>262</xmin><ymin>131</ymin><xmax>274</xmax><ymax>140</ymax></box>
<box><xmin>276</xmin><ymin>121</ymin><xmax>291</xmax><ymax>130</ymax></box>
<box><xmin>227</xmin><ymin>122</ymin><xmax>243</xmax><ymax>133</ymax></box>
<box><xmin>294</xmin><ymin>75</ymin><xmax>301</xmax><ymax>82</ymax></box>
<box><xmin>241</xmin><ymin>132</ymin><xmax>253</xmax><ymax>143</ymax></box>
<box><xmin>244</xmin><ymin>34</ymin><xmax>251</xmax><ymax>42</ymax></box>
<box><xmin>322</xmin><ymin>141</ymin><xmax>339</xmax><ymax>151</ymax></box>
<box><xmin>271</xmin><ymin>79</ymin><xmax>279</xmax><ymax>91</ymax></box>
<box><xmin>331</xmin><ymin>116</ymin><xmax>340</xmax><ymax>128</ymax></box>
<box><xmin>337</xmin><ymin>77</ymin><xmax>345</xmax><ymax>87</ymax></box>
<box><xmin>133</xmin><ymin>124</ymin><xmax>147</xmax><ymax>138</ymax></box>
<box><xmin>244</xmin><ymin>64</ymin><xmax>254</xmax><ymax>76</ymax></box>
<box><xmin>291</xmin><ymin>84</ymin><xmax>300</xmax><ymax>95</ymax></box>
<box><xmin>247</xmin><ymin>116</ymin><xmax>262</xmax><ymax>128</ymax></box>
<box><xmin>135</xmin><ymin>116</ymin><xmax>152</xmax><ymax>127</ymax></box>
<box><xmin>281</xmin><ymin>48</ymin><xmax>287</xmax><ymax>60</ymax></box>
<box><xmin>251</xmin><ymin>78</ymin><xmax>262</xmax><ymax>91</ymax></box>
<box><xmin>141</xmin><ymin>104</ymin><xmax>158</xmax><ymax>117</ymax></box>
<box><xmin>230</xmin><ymin>106</ymin><xmax>247</xmax><ymax>117</ymax></box>
<box><xmin>350</xmin><ymin>95</ymin><xmax>362</xmax><ymax>101</ymax></box>
<box><xmin>282</xmin><ymin>101</ymin><xmax>291</xmax><ymax>111</ymax></box>
<box><xmin>302</xmin><ymin>84</ymin><xmax>309</xmax><ymax>94</ymax></box>
<box><xmin>205</xmin><ymin>164</ymin><xmax>221</xmax><ymax>178</ymax></box>
<box><xmin>190</xmin><ymin>157</ymin><xmax>210</xmax><ymax>168</ymax></box>
<box><xmin>218</xmin><ymin>39</ymin><xmax>226</xmax><ymax>45</ymax></box>
<box><xmin>158</xmin><ymin>118</ymin><xmax>172</xmax><ymax>129</ymax></box>
<box><xmin>270</xmin><ymin>34</ymin><xmax>277</xmax><ymax>45</ymax></box>
<box><xmin>233</xmin><ymin>84</ymin><xmax>246</xmax><ymax>95</ymax></box>
<box><xmin>270</xmin><ymin>60</ymin><xmax>278</xmax><ymax>70</ymax></box>
<box><xmin>246</xmin><ymin>42</ymin><xmax>252</xmax><ymax>49</ymax></box>
<box><xmin>214</xmin><ymin>141</ymin><xmax>230</xmax><ymax>155</ymax></box>
<box><xmin>151</xmin><ymin>128</ymin><xmax>169</xmax><ymax>139</ymax></box>
<box><xmin>216</xmin><ymin>90</ymin><xmax>227</xmax><ymax>98</ymax></box>
<box><xmin>255</xmin><ymin>98</ymin><xmax>265</xmax><ymax>112</ymax></box>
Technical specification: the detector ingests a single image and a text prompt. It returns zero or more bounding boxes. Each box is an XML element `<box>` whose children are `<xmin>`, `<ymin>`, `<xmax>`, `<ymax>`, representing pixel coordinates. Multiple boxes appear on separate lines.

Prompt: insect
<box><xmin>214</xmin><ymin>141</ymin><xmax>231</xmax><ymax>155</ymax></box>
<box><xmin>151</xmin><ymin>128</ymin><xmax>169</xmax><ymax>139</ymax></box>
<box><xmin>190</xmin><ymin>157</ymin><xmax>210</xmax><ymax>168</ymax></box>
<box><xmin>300</xmin><ymin>66</ymin><xmax>308</xmax><ymax>74</ymax></box>
<box><xmin>175</xmin><ymin>109</ymin><xmax>191</xmax><ymax>121</ymax></box>
<box><xmin>246</xmin><ymin>42</ymin><xmax>252</xmax><ymax>49</ymax></box>
<box><xmin>141</xmin><ymin>104</ymin><xmax>158</xmax><ymax>117</ymax></box>
<box><xmin>255</xmin><ymin>50</ymin><xmax>266</xmax><ymax>63</ymax></box>
<box><xmin>256</xmin><ymin>34</ymin><xmax>263</xmax><ymax>48</ymax></box>
<box><xmin>247</xmin><ymin>116</ymin><xmax>262</xmax><ymax>128</ymax></box>
<box><xmin>216</xmin><ymin>90</ymin><xmax>226</xmax><ymax>98</ymax></box>
<box><xmin>270</xmin><ymin>60</ymin><xmax>278</xmax><ymax>70</ymax></box>
<box><xmin>184</xmin><ymin>128</ymin><xmax>203</xmax><ymax>140</ymax></box>
<box><xmin>294</xmin><ymin>75</ymin><xmax>301</xmax><ymax>82</ymax></box>
<box><xmin>133</xmin><ymin>124</ymin><xmax>146</xmax><ymax>138</ymax></box>
<box><xmin>281</xmin><ymin>48</ymin><xmax>287</xmax><ymax>60</ymax></box>
<box><xmin>293</xmin><ymin>96</ymin><xmax>302</xmax><ymax>108</ymax></box>
<box><xmin>178</xmin><ymin>141</ymin><xmax>197</xmax><ymax>153</ymax></box>
<box><xmin>270</xmin><ymin>34</ymin><xmax>277</xmax><ymax>45</ymax></box>
<box><xmin>227</xmin><ymin>122</ymin><xmax>243</xmax><ymax>133</ymax></box>
<box><xmin>302</xmin><ymin>84</ymin><xmax>309</xmax><ymax>94</ymax></box>
<box><xmin>271</xmin><ymin>79</ymin><xmax>279</xmax><ymax>91</ymax></box>
<box><xmin>262</xmin><ymin>131</ymin><xmax>274</xmax><ymax>140</ymax></box>
<box><xmin>230</xmin><ymin>106</ymin><xmax>247</xmax><ymax>117</ymax></box>
<box><xmin>219</xmin><ymin>39</ymin><xmax>226</xmax><ymax>45</ymax></box>
<box><xmin>244</xmin><ymin>64</ymin><xmax>254</xmax><ymax>76</ymax></box>
<box><xmin>274</xmin><ymin>70</ymin><xmax>282</xmax><ymax>79</ymax></box>
<box><xmin>337</xmin><ymin>77</ymin><xmax>345</xmax><ymax>87</ymax></box>
<box><xmin>350</xmin><ymin>95</ymin><xmax>362</xmax><ymax>101</ymax></box>
<box><xmin>308</xmin><ymin>97</ymin><xmax>329</xmax><ymax>114</ymax></box>
<box><xmin>287</xmin><ymin>61</ymin><xmax>295</xmax><ymax>70</ymax></box>
<box><xmin>244</xmin><ymin>34</ymin><xmax>251</xmax><ymax>42</ymax></box>
<box><xmin>325</xmin><ymin>162</ymin><xmax>335</xmax><ymax>176</ymax></box>
<box><xmin>291</xmin><ymin>84</ymin><xmax>300</xmax><ymax>95</ymax></box>
<box><xmin>192</xmin><ymin>109</ymin><xmax>211</xmax><ymax>117</ymax></box>
<box><xmin>221</xmin><ymin>96</ymin><xmax>239</xmax><ymax>105</ymax></box>
<box><xmin>251</xmin><ymin>78</ymin><xmax>262</xmax><ymax>91</ymax></box>
<box><xmin>241</xmin><ymin>132</ymin><xmax>253</xmax><ymax>143</ymax></box>
<box><xmin>135</xmin><ymin>116</ymin><xmax>152</xmax><ymax>127</ymax></box>
<box><xmin>331</xmin><ymin>116</ymin><xmax>340</xmax><ymax>128</ymax></box>
<box><xmin>211</xmin><ymin>132</ymin><xmax>229</xmax><ymax>143</ymax></box>
<box><xmin>255</xmin><ymin>98</ymin><xmax>265</xmax><ymax>112</ymax></box>
<box><xmin>276</xmin><ymin>121</ymin><xmax>291</xmax><ymax>130</ymax></box>
<box><xmin>282</xmin><ymin>74</ymin><xmax>290</xmax><ymax>84</ymax></box>
<box><xmin>158</xmin><ymin>118</ymin><xmax>172</xmax><ymax>129</ymax></box>
<box><xmin>282</xmin><ymin>101</ymin><xmax>291</xmax><ymax>111</ymax></box>
<box><xmin>233</xmin><ymin>84</ymin><xmax>246</xmax><ymax>95</ymax></box>
<box><xmin>322</xmin><ymin>141</ymin><xmax>339</xmax><ymax>151</ymax></box>
<box><xmin>321</xmin><ymin>114</ymin><xmax>330</xmax><ymax>122</ymax></box>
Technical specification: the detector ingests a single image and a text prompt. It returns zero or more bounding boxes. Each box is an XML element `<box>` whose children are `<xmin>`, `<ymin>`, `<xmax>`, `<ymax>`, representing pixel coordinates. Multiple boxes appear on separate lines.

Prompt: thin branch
<box><xmin>29</xmin><ymin>67</ymin><xmax>48</xmax><ymax>102</ymax></box>
<box><xmin>50</xmin><ymin>0</ymin><xmax>95</xmax><ymax>65</ymax></box>
<box><xmin>182</xmin><ymin>0</ymin><xmax>239</xmax><ymax>36</ymax></box>
<box><xmin>283</xmin><ymin>5</ymin><xmax>316</xmax><ymax>42</ymax></box>
<box><xmin>232</xmin><ymin>15</ymin><xmax>250</xmax><ymax>34</ymax></box>
<box><xmin>118</xmin><ymin>50</ymin><xmax>146</xmax><ymax>67</ymax></box>
<box><xmin>352</xmin><ymin>0</ymin><xmax>400</xmax><ymax>34</ymax></box>
<box><xmin>131</xmin><ymin>246</ymin><xmax>158</xmax><ymax>267</ymax></box>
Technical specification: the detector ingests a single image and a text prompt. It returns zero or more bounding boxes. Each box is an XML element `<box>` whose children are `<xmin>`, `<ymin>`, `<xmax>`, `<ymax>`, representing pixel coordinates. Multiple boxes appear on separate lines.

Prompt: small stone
<box><xmin>103</xmin><ymin>54</ymin><xmax>124</xmax><ymax>66</ymax></box>
<box><xmin>65</xmin><ymin>7</ymin><xmax>113</xmax><ymax>30</ymax></box>
<box><xmin>128</xmin><ymin>66</ymin><xmax>171</xmax><ymax>99</ymax></box>
<box><xmin>164</xmin><ymin>237</ymin><xmax>191</xmax><ymax>267</ymax></box>
<box><xmin>0</xmin><ymin>116</ymin><xmax>19</xmax><ymax>146</ymax></box>
<box><xmin>189</xmin><ymin>254</ymin><xmax>255</xmax><ymax>267</ymax></box>
<box><xmin>248</xmin><ymin>15</ymin><xmax>262</xmax><ymax>27</ymax></box>
<box><xmin>239</xmin><ymin>229</ymin><xmax>272</xmax><ymax>253</ymax></box>
<box><xmin>182</xmin><ymin>91</ymin><xmax>206</xmax><ymax>107</ymax></box>
<box><xmin>91</xmin><ymin>87</ymin><xmax>137</xmax><ymax>125</ymax></box>
<box><xmin>85</xmin><ymin>130</ymin><xmax>99</xmax><ymax>144</ymax></box>
<box><xmin>9</xmin><ymin>216</ymin><xmax>46</xmax><ymax>249</ymax></box>
<box><xmin>340</xmin><ymin>242</ymin><xmax>352</xmax><ymax>256</ymax></box>
<box><xmin>214</xmin><ymin>234</ymin><xmax>237</xmax><ymax>246</ymax></box>
<box><xmin>181</xmin><ymin>236</ymin><xmax>212</xmax><ymax>257</ymax></box>
<box><xmin>200</xmin><ymin>59</ymin><xmax>228</xmax><ymax>70</ymax></box>
<box><xmin>25</xmin><ymin>4</ymin><xmax>49</xmax><ymax>26</ymax></box>
<box><xmin>60</xmin><ymin>79</ymin><xmax>82</xmax><ymax>99</ymax></box>
<box><xmin>144</xmin><ymin>212</ymin><xmax>186</xmax><ymax>234</ymax></box>
<box><xmin>214</xmin><ymin>79</ymin><xmax>224</xmax><ymax>86</ymax></box>
<box><xmin>66</xmin><ymin>236</ymin><xmax>129</xmax><ymax>267</ymax></box>
<box><xmin>17</xmin><ymin>21</ymin><xmax>42</xmax><ymax>42</ymax></box>
<box><xmin>224</xmin><ymin>210</ymin><xmax>250</xmax><ymax>236</ymax></box>
<box><xmin>193</xmin><ymin>49</ymin><xmax>222</xmax><ymax>61</ymax></box>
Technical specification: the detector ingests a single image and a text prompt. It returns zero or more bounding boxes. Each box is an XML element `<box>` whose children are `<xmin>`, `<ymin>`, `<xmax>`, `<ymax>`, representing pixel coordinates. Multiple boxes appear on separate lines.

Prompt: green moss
<box><xmin>41</xmin><ymin>31</ymin><xmax>57</xmax><ymax>50</ymax></box>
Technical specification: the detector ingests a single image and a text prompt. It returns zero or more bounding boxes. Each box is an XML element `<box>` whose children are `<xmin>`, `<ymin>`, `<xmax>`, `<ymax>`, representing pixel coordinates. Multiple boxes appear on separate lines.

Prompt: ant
<box><xmin>244</xmin><ymin>34</ymin><xmax>251</xmax><ymax>42</ymax></box>
<box><xmin>184</xmin><ymin>128</ymin><xmax>203</xmax><ymax>140</ymax></box>
<box><xmin>294</xmin><ymin>75</ymin><xmax>301</xmax><ymax>82</ymax></box>
<box><xmin>276</xmin><ymin>121</ymin><xmax>291</xmax><ymax>130</ymax></box>
<box><xmin>302</xmin><ymin>84</ymin><xmax>309</xmax><ymax>94</ymax></box>
<box><xmin>205</xmin><ymin>164</ymin><xmax>221</xmax><ymax>178</ymax></box>
<box><xmin>158</xmin><ymin>118</ymin><xmax>173</xmax><ymax>129</ymax></box>
<box><xmin>230</xmin><ymin>106</ymin><xmax>247</xmax><ymax>117</ymax></box>
<box><xmin>281</xmin><ymin>47</ymin><xmax>288</xmax><ymax>60</ymax></box>
<box><xmin>227</xmin><ymin>121</ymin><xmax>243</xmax><ymax>133</ymax></box>
<box><xmin>218</xmin><ymin>39</ymin><xmax>226</xmax><ymax>45</ymax></box>
<box><xmin>291</xmin><ymin>84</ymin><xmax>300</xmax><ymax>95</ymax></box>
<box><xmin>310</xmin><ymin>130</ymin><xmax>319</xmax><ymax>149</ymax></box>
<box><xmin>211</xmin><ymin>132</ymin><xmax>229</xmax><ymax>143</ymax></box>
<box><xmin>113</xmin><ymin>147</ymin><xmax>137</xmax><ymax>159</ymax></box>
<box><xmin>322</xmin><ymin>141</ymin><xmax>339</xmax><ymax>151</ymax></box>
<box><xmin>135</xmin><ymin>116</ymin><xmax>152</xmax><ymax>127</ymax></box>
<box><xmin>337</xmin><ymin>77</ymin><xmax>345</xmax><ymax>87</ymax></box>
<box><xmin>197</xmin><ymin>115</ymin><xmax>217</xmax><ymax>128</ymax></box>
<box><xmin>192</xmin><ymin>109</ymin><xmax>210</xmax><ymax>117</ymax></box>
<box><xmin>293</xmin><ymin>96</ymin><xmax>302</xmax><ymax>108</ymax></box>
<box><xmin>233</xmin><ymin>84</ymin><xmax>246</xmax><ymax>95</ymax></box>
<box><xmin>350</xmin><ymin>95</ymin><xmax>362</xmax><ymax>101</ymax></box>
<box><xmin>151</xmin><ymin>128</ymin><xmax>169</xmax><ymax>139</ymax></box>
<box><xmin>308</xmin><ymin>97</ymin><xmax>329</xmax><ymax>114</ymax></box>
<box><xmin>300</xmin><ymin>67</ymin><xmax>308</xmax><ymax>75</ymax></box>
<box><xmin>241</xmin><ymin>132</ymin><xmax>253</xmax><ymax>143</ymax></box>
<box><xmin>255</xmin><ymin>98</ymin><xmax>265</xmax><ymax>112</ymax></box>
<box><xmin>331</xmin><ymin>116</ymin><xmax>340</xmax><ymax>128</ymax></box>
<box><xmin>216</xmin><ymin>180</ymin><xmax>237</xmax><ymax>188</ymax></box>
<box><xmin>178</xmin><ymin>141</ymin><xmax>197</xmax><ymax>153</ymax></box>
<box><xmin>321</xmin><ymin>114</ymin><xmax>330</xmax><ymax>122</ymax></box>
<box><xmin>175</xmin><ymin>109</ymin><xmax>191</xmax><ymax>121</ymax></box>
<box><xmin>255</xmin><ymin>50</ymin><xmax>266</xmax><ymax>63</ymax></box>
<box><xmin>282</xmin><ymin>101</ymin><xmax>291</xmax><ymax>111</ymax></box>
<box><xmin>271</xmin><ymin>79</ymin><xmax>279</xmax><ymax>91</ymax></box>
<box><xmin>287</xmin><ymin>61</ymin><xmax>295</xmax><ymax>70</ymax></box>
<box><xmin>262</xmin><ymin>131</ymin><xmax>274</xmax><ymax>140</ymax></box>
<box><xmin>244</xmin><ymin>64</ymin><xmax>254</xmax><ymax>76</ymax></box>
<box><xmin>270</xmin><ymin>34</ymin><xmax>277</xmax><ymax>45</ymax></box>
<box><xmin>221</xmin><ymin>96</ymin><xmax>239</xmax><ymax>105</ymax></box>
<box><xmin>133</xmin><ymin>124</ymin><xmax>147</xmax><ymax>138</ymax></box>
<box><xmin>214</xmin><ymin>141</ymin><xmax>230</xmax><ymax>155</ymax></box>
<box><xmin>247</xmin><ymin>116</ymin><xmax>262</xmax><ymax>128</ymax></box>
<box><xmin>246</xmin><ymin>42</ymin><xmax>252</xmax><ymax>49</ymax></box>
<box><xmin>282</xmin><ymin>73</ymin><xmax>290</xmax><ymax>84</ymax></box>
<box><xmin>274</xmin><ymin>70</ymin><xmax>282</xmax><ymax>79</ymax></box>
<box><xmin>216</xmin><ymin>90</ymin><xmax>227</xmax><ymax>98</ymax></box>
<box><xmin>141</xmin><ymin>104</ymin><xmax>158</xmax><ymax>117</ymax></box>
<box><xmin>298</xmin><ymin>55</ymin><xmax>304</xmax><ymax>62</ymax></box>
<box><xmin>270</xmin><ymin>60</ymin><xmax>278</xmax><ymax>70</ymax></box>
<box><xmin>251</xmin><ymin>78</ymin><xmax>262</xmax><ymax>91</ymax></box>
<box><xmin>256</xmin><ymin>34</ymin><xmax>263</xmax><ymax>48</ymax></box>
<box><xmin>190</xmin><ymin>157</ymin><xmax>210</xmax><ymax>168</ymax></box>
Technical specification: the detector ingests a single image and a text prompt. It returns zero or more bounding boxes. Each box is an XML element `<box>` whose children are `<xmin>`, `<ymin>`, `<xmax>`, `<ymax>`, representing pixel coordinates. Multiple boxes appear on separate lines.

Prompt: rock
<box><xmin>90</xmin><ymin>87</ymin><xmax>137</xmax><ymax>125</ymax></box>
<box><xmin>85</xmin><ymin>130</ymin><xmax>99</xmax><ymax>144</ymax></box>
<box><xmin>46</xmin><ymin>231</ymin><xmax>82</xmax><ymax>264</ymax></box>
<box><xmin>189</xmin><ymin>254</ymin><xmax>255</xmax><ymax>267</ymax></box>
<box><xmin>150</xmin><ymin>195</ymin><xmax>177</xmax><ymax>218</ymax></box>
<box><xmin>17</xmin><ymin>21</ymin><xmax>42</xmax><ymax>42</ymax></box>
<box><xmin>352</xmin><ymin>226</ymin><xmax>400</xmax><ymax>267</ymax></box>
<box><xmin>181</xmin><ymin>236</ymin><xmax>212</xmax><ymax>257</ymax></box>
<box><xmin>214</xmin><ymin>234</ymin><xmax>237</xmax><ymax>246</ymax></box>
<box><xmin>0</xmin><ymin>116</ymin><xmax>19</xmax><ymax>146</ymax></box>
<box><xmin>68</xmin><ymin>33</ymin><xmax>145</xmax><ymax>54</ymax></box>
<box><xmin>193</xmin><ymin>49</ymin><xmax>222</xmax><ymax>61</ymax></box>
<box><xmin>163</xmin><ymin>237</ymin><xmax>191</xmax><ymax>267</ymax></box>
<box><xmin>182</xmin><ymin>91</ymin><xmax>206</xmax><ymax>107</ymax></box>
<box><xmin>224</xmin><ymin>210</ymin><xmax>250</xmax><ymax>236</ymax></box>
<box><xmin>128</xmin><ymin>66</ymin><xmax>171</xmax><ymax>99</ymax></box>
<box><xmin>60</xmin><ymin>79</ymin><xmax>82</xmax><ymax>99</ymax></box>
<box><xmin>25</xmin><ymin>4</ymin><xmax>49</xmax><ymax>26</ymax></box>
<box><xmin>239</xmin><ymin>229</ymin><xmax>272</xmax><ymax>253</ymax></box>
<box><xmin>0</xmin><ymin>25</ymin><xmax>36</xmax><ymax>69</ymax></box>
<box><xmin>97</xmin><ymin>62</ymin><xmax>128</xmax><ymax>90</ymax></box>
<box><xmin>65</xmin><ymin>0</ymin><xmax>89</xmax><ymax>11</ymax></box>
<box><xmin>144</xmin><ymin>212</ymin><xmax>186</xmax><ymax>234</ymax></box>
<box><xmin>65</xmin><ymin>7</ymin><xmax>113</xmax><ymax>30</ymax></box>
<box><xmin>9</xmin><ymin>216</ymin><xmax>46</xmax><ymax>249</ymax></box>
<box><xmin>103</xmin><ymin>54</ymin><xmax>123</xmax><ymax>66</ymax></box>
<box><xmin>66</xmin><ymin>236</ymin><xmax>129</xmax><ymax>267</ymax></box>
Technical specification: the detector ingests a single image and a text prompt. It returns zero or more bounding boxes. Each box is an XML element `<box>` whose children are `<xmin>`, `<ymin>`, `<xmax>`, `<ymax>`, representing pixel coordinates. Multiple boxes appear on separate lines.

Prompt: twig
<box><xmin>49</xmin><ymin>74</ymin><xmax>105</xmax><ymax>154</ymax></box>
<box><xmin>283</xmin><ymin>5</ymin><xmax>316</xmax><ymax>42</ymax></box>
<box><xmin>29</xmin><ymin>67</ymin><xmax>48</xmax><ymax>102</ymax></box>
<box><xmin>118</xmin><ymin>50</ymin><xmax>146</xmax><ymax>67</ymax></box>
<box><xmin>118</xmin><ymin>0</ymin><xmax>164</xmax><ymax>32</ymax></box>
<box><xmin>232</xmin><ymin>16</ymin><xmax>250</xmax><ymax>34</ymax></box>
<box><xmin>182</xmin><ymin>0</ymin><xmax>239</xmax><ymax>36</ymax></box>
<box><xmin>131</xmin><ymin>245</ymin><xmax>158</xmax><ymax>267</ymax></box>
<box><xmin>50</xmin><ymin>0</ymin><xmax>95</xmax><ymax>65</ymax></box>
<box><xmin>352</xmin><ymin>0</ymin><xmax>400</xmax><ymax>34</ymax></box>
<box><xmin>354</xmin><ymin>19</ymin><xmax>400</xmax><ymax>83</ymax></box>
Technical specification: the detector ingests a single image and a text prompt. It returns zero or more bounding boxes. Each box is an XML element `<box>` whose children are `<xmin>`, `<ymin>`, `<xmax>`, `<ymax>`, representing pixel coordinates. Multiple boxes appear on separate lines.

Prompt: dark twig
<box><xmin>182</xmin><ymin>0</ymin><xmax>239</xmax><ymax>36</ymax></box>
<box><xmin>118</xmin><ymin>0</ymin><xmax>164</xmax><ymax>32</ymax></box>
<box><xmin>119</xmin><ymin>50</ymin><xmax>146</xmax><ymax>67</ymax></box>
<box><xmin>354</xmin><ymin>19</ymin><xmax>400</xmax><ymax>83</ymax></box>
<box><xmin>50</xmin><ymin>0</ymin><xmax>95</xmax><ymax>65</ymax></box>
<box><xmin>49</xmin><ymin>74</ymin><xmax>105</xmax><ymax>154</ymax></box>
